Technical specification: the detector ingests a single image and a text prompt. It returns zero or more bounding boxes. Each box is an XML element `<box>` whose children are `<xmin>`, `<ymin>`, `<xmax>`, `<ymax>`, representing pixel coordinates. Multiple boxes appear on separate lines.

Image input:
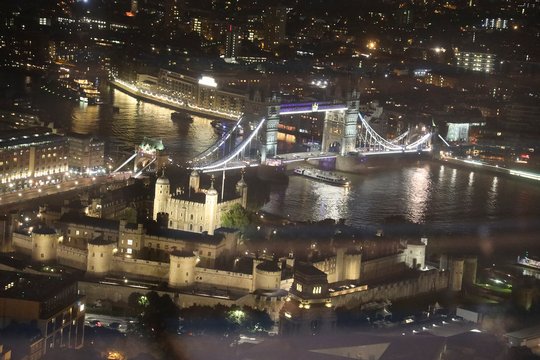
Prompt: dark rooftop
<box><xmin>31</xmin><ymin>226</ymin><xmax>56</xmax><ymax>235</ymax></box>
<box><xmin>58</xmin><ymin>213</ymin><xmax>119</xmax><ymax>231</ymax></box>
<box><xmin>0</xmin><ymin>127</ymin><xmax>64</xmax><ymax>149</ymax></box>
<box><xmin>170</xmin><ymin>250</ymin><xmax>197</xmax><ymax>258</ymax></box>
<box><xmin>145</xmin><ymin>221</ymin><xmax>224</xmax><ymax>245</ymax></box>
<box><xmin>294</xmin><ymin>262</ymin><xmax>327</xmax><ymax>277</ymax></box>
<box><xmin>257</xmin><ymin>261</ymin><xmax>281</xmax><ymax>272</ymax></box>
<box><xmin>0</xmin><ymin>270</ymin><xmax>77</xmax><ymax>302</ymax></box>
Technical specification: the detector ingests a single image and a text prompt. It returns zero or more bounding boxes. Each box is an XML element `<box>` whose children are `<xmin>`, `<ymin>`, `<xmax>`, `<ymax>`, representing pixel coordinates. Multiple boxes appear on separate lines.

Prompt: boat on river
<box><xmin>171</xmin><ymin>111</ymin><xmax>193</xmax><ymax>122</ymax></box>
<box><xmin>294</xmin><ymin>167</ymin><xmax>350</xmax><ymax>187</ymax></box>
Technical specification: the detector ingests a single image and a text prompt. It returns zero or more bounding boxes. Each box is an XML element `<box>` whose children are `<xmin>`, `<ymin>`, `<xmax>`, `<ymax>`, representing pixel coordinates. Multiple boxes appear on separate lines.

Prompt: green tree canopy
<box><xmin>221</xmin><ymin>204</ymin><xmax>251</xmax><ymax>231</ymax></box>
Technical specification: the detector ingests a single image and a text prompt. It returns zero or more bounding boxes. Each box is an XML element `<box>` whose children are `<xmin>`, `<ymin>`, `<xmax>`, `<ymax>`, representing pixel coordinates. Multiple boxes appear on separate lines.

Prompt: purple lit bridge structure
<box><xmin>187</xmin><ymin>96</ymin><xmax>433</xmax><ymax>173</ymax></box>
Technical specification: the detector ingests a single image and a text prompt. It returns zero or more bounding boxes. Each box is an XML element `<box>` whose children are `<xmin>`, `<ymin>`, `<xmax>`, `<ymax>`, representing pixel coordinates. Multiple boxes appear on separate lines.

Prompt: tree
<box><xmin>221</xmin><ymin>204</ymin><xmax>251</xmax><ymax>231</ymax></box>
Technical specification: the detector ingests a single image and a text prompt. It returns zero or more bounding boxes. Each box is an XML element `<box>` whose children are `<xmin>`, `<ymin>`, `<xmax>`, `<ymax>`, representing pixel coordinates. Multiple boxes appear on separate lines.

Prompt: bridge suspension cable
<box><xmin>191</xmin><ymin>117</ymin><xmax>267</xmax><ymax>171</ymax></box>
<box><xmin>190</xmin><ymin>116</ymin><xmax>249</xmax><ymax>165</ymax></box>
<box><xmin>112</xmin><ymin>152</ymin><xmax>137</xmax><ymax>173</ymax></box>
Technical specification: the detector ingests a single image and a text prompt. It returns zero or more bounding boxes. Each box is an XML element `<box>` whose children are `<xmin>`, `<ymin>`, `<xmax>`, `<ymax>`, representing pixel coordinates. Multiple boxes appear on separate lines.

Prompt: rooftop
<box><xmin>0</xmin><ymin>270</ymin><xmax>77</xmax><ymax>303</ymax></box>
<box><xmin>58</xmin><ymin>213</ymin><xmax>120</xmax><ymax>231</ymax></box>
<box><xmin>0</xmin><ymin>127</ymin><xmax>64</xmax><ymax>149</ymax></box>
<box><xmin>145</xmin><ymin>222</ymin><xmax>225</xmax><ymax>245</ymax></box>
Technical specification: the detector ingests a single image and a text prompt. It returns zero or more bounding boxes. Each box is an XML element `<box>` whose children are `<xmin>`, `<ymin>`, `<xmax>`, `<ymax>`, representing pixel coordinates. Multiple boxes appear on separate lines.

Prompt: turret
<box><xmin>153</xmin><ymin>172</ymin><xmax>170</xmax><ymax>220</ymax></box>
<box><xmin>31</xmin><ymin>227</ymin><xmax>58</xmax><ymax>262</ymax></box>
<box><xmin>449</xmin><ymin>258</ymin><xmax>464</xmax><ymax>291</ymax></box>
<box><xmin>189</xmin><ymin>171</ymin><xmax>200</xmax><ymax>193</ymax></box>
<box><xmin>205</xmin><ymin>177</ymin><xmax>218</xmax><ymax>235</ymax></box>
<box><xmin>236</xmin><ymin>173</ymin><xmax>248</xmax><ymax>208</ymax></box>
<box><xmin>169</xmin><ymin>250</ymin><xmax>198</xmax><ymax>288</ymax></box>
<box><xmin>254</xmin><ymin>261</ymin><xmax>282</xmax><ymax>291</ymax></box>
<box><xmin>343</xmin><ymin>251</ymin><xmax>361</xmax><ymax>281</ymax></box>
<box><xmin>86</xmin><ymin>239</ymin><xmax>115</xmax><ymax>277</ymax></box>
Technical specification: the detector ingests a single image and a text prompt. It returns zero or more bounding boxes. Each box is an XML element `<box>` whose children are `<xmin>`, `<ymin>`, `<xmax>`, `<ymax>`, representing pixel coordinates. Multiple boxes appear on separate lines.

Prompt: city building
<box><xmin>156</xmin><ymin>69</ymin><xmax>255</xmax><ymax>116</ymax></box>
<box><xmin>263</xmin><ymin>6</ymin><xmax>287</xmax><ymax>50</ymax></box>
<box><xmin>455</xmin><ymin>51</ymin><xmax>496</xmax><ymax>74</ymax></box>
<box><xmin>0</xmin><ymin>270</ymin><xmax>85</xmax><ymax>356</ymax></box>
<box><xmin>224</xmin><ymin>24</ymin><xmax>239</xmax><ymax>60</ymax></box>
<box><xmin>66</xmin><ymin>133</ymin><xmax>105</xmax><ymax>174</ymax></box>
<box><xmin>0</xmin><ymin>128</ymin><xmax>68</xmax><ymax>193</ymax></box>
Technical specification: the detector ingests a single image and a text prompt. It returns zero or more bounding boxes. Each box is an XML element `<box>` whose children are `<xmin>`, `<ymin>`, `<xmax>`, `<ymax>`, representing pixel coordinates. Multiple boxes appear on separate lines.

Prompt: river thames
<box><xmin>3</xmin><ymin>71</ymin><xmax>540</xmax><ymax>259</ymax></box>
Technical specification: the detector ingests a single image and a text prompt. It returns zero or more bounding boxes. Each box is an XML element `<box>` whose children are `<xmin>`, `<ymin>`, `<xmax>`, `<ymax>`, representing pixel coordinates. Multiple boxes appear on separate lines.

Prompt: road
<box><xmin>0</xmin><ymin>172</ymin><xmax>131</xmax><ymax>212</ymax></box>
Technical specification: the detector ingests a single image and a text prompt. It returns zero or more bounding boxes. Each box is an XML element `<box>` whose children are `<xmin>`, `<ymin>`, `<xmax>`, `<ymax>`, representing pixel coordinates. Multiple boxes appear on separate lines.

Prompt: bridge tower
<box><xmin>134</xmin><ymin>137</ymin><xmax>168</xmax><ymax>172</ymax></box>
<box><xmin>322</xmin><ymin>91</ymin><xmax>359</xmax><ymax>155</ymax></box>
<box><xmin>261</xmin><ymin>95</ymin><xmax>281</xmax><ymax>163</ymax></box>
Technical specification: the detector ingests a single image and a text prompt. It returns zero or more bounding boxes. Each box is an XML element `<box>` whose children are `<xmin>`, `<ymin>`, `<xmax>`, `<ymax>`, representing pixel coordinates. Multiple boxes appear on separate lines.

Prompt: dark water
<box><xmin>4</xmin><ymin>70</ymin><xmax>540</xmax><ymax>258</ymax></box>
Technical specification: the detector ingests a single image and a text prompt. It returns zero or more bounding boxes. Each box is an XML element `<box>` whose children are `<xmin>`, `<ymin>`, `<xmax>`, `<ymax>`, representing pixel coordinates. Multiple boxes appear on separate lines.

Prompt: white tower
<box><xmin>153</xmin><ymin>173</ymin><xmax>170</xmax><ymax>220</ymax></box>
<box><xmin>205</xmin><ymin>177</ymin><xmax>218</xmax><ymax>235</ymax></box>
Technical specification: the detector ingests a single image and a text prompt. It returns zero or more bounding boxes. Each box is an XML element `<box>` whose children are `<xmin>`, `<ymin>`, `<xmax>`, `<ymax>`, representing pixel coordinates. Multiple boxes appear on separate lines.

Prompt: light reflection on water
<box><xmin>58</xmin><ymin>88</ymin><xmax>218</xmax><ymax>163</ymax></box>
<box><xmin>10</xmin><ymin>72</ymin><xmax>540</xmax><ymax>246</ymax></box>
<box><xmin>262</xmin><ymin>163</ymin><xmax>540</xmax><ymax>238</ymax></box>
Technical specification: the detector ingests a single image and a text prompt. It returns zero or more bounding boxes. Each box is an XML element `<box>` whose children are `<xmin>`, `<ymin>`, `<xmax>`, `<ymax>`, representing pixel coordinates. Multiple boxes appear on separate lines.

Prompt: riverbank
<box><xmin>437</xmin><ymin>156</ymin><xmax>540</xmax><ymax>184</ymax></box>
<box><xmin>109</xmin><ymin>79</ymin><xmax>239</xmax><ymax>121</ymax></box>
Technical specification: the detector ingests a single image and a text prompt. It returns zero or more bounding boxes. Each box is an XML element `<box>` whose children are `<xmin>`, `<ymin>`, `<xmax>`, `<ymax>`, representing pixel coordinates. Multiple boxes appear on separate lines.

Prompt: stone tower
<box><xmin>31</xmin><ymin>227</ymin><xmax>58</xmax><ymax>262</ymax></box>
<box><xmin>86</xmin><ymin>239</ymin><xmax>115</xmax><ymax>278</ymax></box>
<box><xmin>153</xmin><ymin>172</ymin><xmax>170</xmax><ymax>220</ymax></box>
<box><xmin>321</xmin><ymin>91</ymin><xmax>359</xmax><ymax>155</ymax></box>
<box><xmin>189</xmin><ymin>170</ymin><xmax>200</xmax><ymax>193</ymax></box>
<box><xmin>261</xmin><ymin>95</ymin><xmax>281</xmax><ymax>163</ymax></box>
<box><xmin>205</xmin><ymin>177</ymin><xmax>218</xmax><ymax>235</ymax></box>
<box><xmin>236</xmin><ymin>173</ymin><xmax>248</xmax><ymax>208</ymax></box>
<box><xmin>169</xmin><ymin>250</ymin><xmax>198</xmax><ymax>288</ymax></box>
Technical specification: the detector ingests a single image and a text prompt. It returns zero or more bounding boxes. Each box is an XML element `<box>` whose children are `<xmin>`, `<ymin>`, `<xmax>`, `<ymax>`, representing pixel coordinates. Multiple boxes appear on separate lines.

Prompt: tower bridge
<box><xmin>187</xmin><ymin>92</ymin><xmax>433</xmax><ymax>173</ymax></box>
<box><xmin>112</xmin><ymin>94</ymin><xmax>433</xmax><ymax>175</ymax></box>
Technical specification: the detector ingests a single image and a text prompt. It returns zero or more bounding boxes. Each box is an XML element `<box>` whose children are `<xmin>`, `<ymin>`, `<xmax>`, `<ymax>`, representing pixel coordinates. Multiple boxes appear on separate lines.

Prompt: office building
<box><xmin>455</xmin><ymin>51</ymin><xmax>496</xmax><ymax>73</ymax></box>
<box><xmin>0</xmin><ymin>270</ymin><xmax>85</xmax><ymax>356</ymax></box>
<box><xmin>0</xmin><ymin>128</ymin><xmax>68</xmax><ymax>192</ymax></box>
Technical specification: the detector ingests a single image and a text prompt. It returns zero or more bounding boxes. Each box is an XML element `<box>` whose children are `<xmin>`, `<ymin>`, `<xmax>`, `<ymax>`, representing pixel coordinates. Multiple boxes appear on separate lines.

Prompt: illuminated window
<box><xmin>127</xmin><ymin>239</ymin><xmax>133</xmax><ymax>246</ymax></box>
<box><xmin>313</xmin><ymin>286</ymin><xmax>322</xmax><ymax>294</ymax></box>
<box><xmin>126</xmin><ymin>248</ymin><xmax>132</xmax><ymax>254</ymax></box>
<box><xmin>296</xmin><ymin>283</ymin><xmax>303</xmax><ymax>292</ymax></box>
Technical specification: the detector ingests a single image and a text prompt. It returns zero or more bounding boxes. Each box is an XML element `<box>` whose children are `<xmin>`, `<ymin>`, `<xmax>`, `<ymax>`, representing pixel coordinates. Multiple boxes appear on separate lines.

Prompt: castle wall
<box><xmin>361</xmin><ymin>252</ymin><xmax>406</xmax><ymax>282</ymax></box>
<box><xmin>12</xmin><ymin>232</ymin><xmax>32</xmax><ymax>255</ymax></box>
<box><xmin>57</xmin><ymin>244</ymin><xmax>87</xmax><ymax>270</ymax></box>
<box><xmin>313</xmin><ymin>257</ymin><xmax>338</xmax><ymax>283</ymax></box>
<box><xmin>194</xmin><ymin>267</ymin><xmax>253</xmax><ymax>292</ymax></box>
<box><xmin>110</xmin><ymin>257</ymin><xmax>169</xmax><ymax>280</ymax></box>
<box><xmin>331</xmin><ymin>270</ymin><xmax>449</xmax><ymax>309</ymax></box>
<box><xmin>142</xmin><ymin>235</ymin><xmax>221</xmax><ymax>268</ymax></box>
<box><xmin>57</xmin><ymin>223</ymin><xmax>119</xmax><ymax>250</ymax></box>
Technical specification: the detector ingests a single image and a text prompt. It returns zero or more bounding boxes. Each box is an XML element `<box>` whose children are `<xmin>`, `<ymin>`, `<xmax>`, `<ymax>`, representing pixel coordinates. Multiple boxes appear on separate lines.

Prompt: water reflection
<box><xmin>468</xmin><ymin>172</ymin><xmax>474</xmax><ymax>187</ymax></box>
<box><xmin>405</xmin><ymin>166</ymin><xmax>430</xmax><ymax>223</ymax></box>
<box><xmin>312</xmin><ymin>181</ymin><xmax>349</xmax><ymax>221</ymax></box>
